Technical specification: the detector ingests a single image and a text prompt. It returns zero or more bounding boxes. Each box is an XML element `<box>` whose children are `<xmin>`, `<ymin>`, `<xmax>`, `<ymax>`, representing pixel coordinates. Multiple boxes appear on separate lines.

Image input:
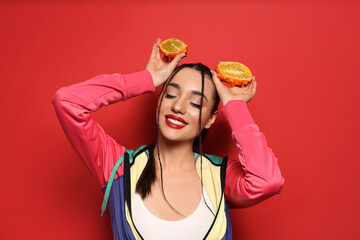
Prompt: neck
<box><xmin>153</xmin><ymin>136</ymin><xmax>196</xmax><ymax>173</ymax></box>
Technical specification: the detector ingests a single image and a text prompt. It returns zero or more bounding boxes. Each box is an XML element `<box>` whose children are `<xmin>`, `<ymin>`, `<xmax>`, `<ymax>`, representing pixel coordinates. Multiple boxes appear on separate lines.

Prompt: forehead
<box><xmin>169</xmin><ymin>68</ymin><xmax>215</xmax><ymax>95</ymax></box>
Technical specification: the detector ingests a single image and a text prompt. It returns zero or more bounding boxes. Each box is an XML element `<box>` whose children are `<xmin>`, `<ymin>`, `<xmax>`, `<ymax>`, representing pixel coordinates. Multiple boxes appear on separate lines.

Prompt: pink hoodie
<box><xmin>52</xmin><ymin>69</ymin><xmax>284</xmax><ymax>209</ymax></box>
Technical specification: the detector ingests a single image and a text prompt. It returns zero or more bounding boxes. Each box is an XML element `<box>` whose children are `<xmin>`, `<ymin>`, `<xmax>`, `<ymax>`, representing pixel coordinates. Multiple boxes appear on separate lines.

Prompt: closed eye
<box><xmin>165</xmin><ymin>94</ymin><xmax>176</xmax><ymax>99</ymax></box>
<box><xmin>190</xmin><ymin>102</ymin><xmax>201</xmax><ymax>109</ymax></box>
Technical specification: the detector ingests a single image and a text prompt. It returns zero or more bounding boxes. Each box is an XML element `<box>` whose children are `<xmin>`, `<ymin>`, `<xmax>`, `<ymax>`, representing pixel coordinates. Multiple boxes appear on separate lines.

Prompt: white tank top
<box><xmin>132</xmin><ymin>186</ymin><xmax>215</xmax><ymax>240</ymax></box>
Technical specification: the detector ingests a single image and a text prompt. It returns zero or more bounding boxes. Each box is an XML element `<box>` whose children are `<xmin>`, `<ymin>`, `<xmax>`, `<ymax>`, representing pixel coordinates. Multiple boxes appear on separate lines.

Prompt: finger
<box><xmin>150</xmin><ymin>41</ymin><xmax>158</xmax><ymax>60</ymax></box>
<box><xmin>168</xmin><ymin>52</ymin><xmax>186</xmax><ymax>69</ymax></box>
<box><xmin>210</xmin><ymin>69</ymin><xmax>223</xmax><ymax>90</ymax></box>
<box><xmin>156</xmin><ymin>38</ymin><xmax>161</xmax><ymax>59</ymax></box>
<box><xmin>210</xmin><ymin>69</ymin><xmax>233</xmax><ymax>104</ymax></box>
<box><xmin>252</xmin><ymin>76</ymin><xmax>257</xmax><ymax>92</ymax></box>
<box><xmin>248</xmin><ymin>76</ymin><xmax>256</xmax><ymax>93</ymax></box>
<box><xmin>251</xmin><ymin>75</ymin><xmax>256</xmax><ymax>86</ymax></box>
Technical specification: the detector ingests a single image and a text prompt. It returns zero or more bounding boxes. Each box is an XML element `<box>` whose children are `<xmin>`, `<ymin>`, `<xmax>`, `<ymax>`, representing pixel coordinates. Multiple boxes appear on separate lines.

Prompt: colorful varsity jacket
<box><xmin>52</xmin><ymin>69</ymin><xmax>285</xmax><ymax>240</ymax></box>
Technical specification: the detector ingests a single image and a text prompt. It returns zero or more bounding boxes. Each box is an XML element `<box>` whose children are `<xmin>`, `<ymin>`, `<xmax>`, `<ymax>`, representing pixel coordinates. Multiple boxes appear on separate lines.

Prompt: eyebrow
<box><xmin>168</xmin><ymin>83</ymin><xmax>208</xmax><ymax>101</ymax></box>
<box><xmin>191</xmin><ymin>90</ymin><xmax>208</xmax><ymax>102</ymax></box>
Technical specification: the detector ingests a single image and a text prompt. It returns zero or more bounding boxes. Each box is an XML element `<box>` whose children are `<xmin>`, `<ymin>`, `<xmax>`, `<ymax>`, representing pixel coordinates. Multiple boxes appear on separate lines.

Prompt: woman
<box><xmin>52</xmin><ymin>38</ymin><xmax>285</xmax><ymax>240</ymax></box>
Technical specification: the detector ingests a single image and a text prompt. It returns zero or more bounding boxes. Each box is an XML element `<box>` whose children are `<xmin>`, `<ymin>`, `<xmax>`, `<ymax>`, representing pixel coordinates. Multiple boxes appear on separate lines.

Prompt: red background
<box><xmin>1</xmin><ymin>1</ymin><xmax>359</xmax><ymax>239</ymax></box>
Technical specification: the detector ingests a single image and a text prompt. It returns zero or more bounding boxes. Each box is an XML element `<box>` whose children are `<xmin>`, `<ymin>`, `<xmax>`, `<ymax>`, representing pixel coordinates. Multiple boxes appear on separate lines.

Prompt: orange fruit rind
<box><xmin>215</xmin><ymin>61</ymin><xmax>253</xmax><ymax>87</ymax></box>
<box><xmin>158</xmin><ymin>38</ymin><xmax>189</xmax><ymax>59</ymax></box>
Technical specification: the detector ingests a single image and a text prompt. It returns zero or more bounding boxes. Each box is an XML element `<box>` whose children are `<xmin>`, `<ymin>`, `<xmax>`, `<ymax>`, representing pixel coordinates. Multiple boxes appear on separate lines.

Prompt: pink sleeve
<box><xmin>51</xmin><ymin>70</ymin><xmax>155</xmax><ymax>188</ymax></box>
<box><xmin>222</xmin><ymin>100</ymin><xmax>285</xmax><ymax>208</ymax></box>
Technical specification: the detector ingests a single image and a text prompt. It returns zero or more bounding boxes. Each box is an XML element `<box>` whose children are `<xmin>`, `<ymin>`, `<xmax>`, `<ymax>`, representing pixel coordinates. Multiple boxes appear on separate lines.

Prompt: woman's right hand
<box><xmin>145</xmin><ymin>38</ymin><xmax>187</xmax><ymax>88</ymax></box>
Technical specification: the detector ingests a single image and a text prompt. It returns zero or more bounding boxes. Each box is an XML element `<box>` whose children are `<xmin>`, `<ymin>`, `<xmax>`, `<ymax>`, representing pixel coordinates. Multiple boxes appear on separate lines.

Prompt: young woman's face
<box><xmin>156</xmin><ymin>68</ymin><xmax>217</xmax><ymax>143</ymax></box>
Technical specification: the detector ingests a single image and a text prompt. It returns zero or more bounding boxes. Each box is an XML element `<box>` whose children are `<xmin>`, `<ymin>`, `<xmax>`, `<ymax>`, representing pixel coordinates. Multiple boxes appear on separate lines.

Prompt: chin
<box><xmin>158</xmin><ymin>126</ymin><xmax>194</xmax><ymax>144</ymax></box>
<box><xmin>160</xmin><ymin>130</ymin><xmax>185</xmax><ymax>142</ymax></box>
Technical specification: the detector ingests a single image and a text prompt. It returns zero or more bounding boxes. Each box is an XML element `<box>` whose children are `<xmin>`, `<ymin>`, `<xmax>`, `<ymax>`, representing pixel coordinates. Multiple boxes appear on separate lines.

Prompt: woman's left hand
<box><xmin>211</xmin><ymin>70</ymin><xmax>257</xmax><ymax>106</ymax></box>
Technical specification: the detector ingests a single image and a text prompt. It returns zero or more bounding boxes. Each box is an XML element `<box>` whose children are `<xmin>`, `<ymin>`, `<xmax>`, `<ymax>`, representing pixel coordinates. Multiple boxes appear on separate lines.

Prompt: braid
<box><xmin>156</xmin><ymin>64</ymin><xmax>187</xmax><ymax>217</ymax></box>
<box><xmin>199</xmin><ymin>71</ymin><xmax>216</xmax><ymax>217</ymax></box>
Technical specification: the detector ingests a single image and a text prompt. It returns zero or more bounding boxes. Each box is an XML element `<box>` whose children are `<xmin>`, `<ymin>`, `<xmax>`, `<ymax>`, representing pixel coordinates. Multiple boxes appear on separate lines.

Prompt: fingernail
<box><xmin>181</xmin><ymin>53</ymin><xmax>186</xmax><ymax>57</ymax></box>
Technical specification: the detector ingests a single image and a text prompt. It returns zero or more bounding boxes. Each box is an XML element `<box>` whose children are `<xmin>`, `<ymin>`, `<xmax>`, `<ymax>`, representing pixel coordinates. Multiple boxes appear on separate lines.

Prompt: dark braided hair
<box><xmin>135</xmin><ymin>63</ymin><xmax>220</xmax><ymax>217</ymax></box>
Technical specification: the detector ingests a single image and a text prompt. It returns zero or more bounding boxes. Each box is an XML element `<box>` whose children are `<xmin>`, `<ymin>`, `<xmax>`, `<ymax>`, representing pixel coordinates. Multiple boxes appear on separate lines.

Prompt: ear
<box><xmin>204</xmin><ymin>111</ymin><xmax>218</xmax><ymax>129</ymax></box>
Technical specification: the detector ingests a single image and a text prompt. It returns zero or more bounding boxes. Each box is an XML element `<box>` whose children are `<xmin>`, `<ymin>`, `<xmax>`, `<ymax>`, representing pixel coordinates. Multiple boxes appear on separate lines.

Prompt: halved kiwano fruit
<box><xmin>215</xmin><ymin>61</ymin><xmax>253</xmax><ymax>87</ymax></box>
<box><xmin>158</xmin><ymin>38</ymin><xmax>189</xmax><ymax>59</ymax></box>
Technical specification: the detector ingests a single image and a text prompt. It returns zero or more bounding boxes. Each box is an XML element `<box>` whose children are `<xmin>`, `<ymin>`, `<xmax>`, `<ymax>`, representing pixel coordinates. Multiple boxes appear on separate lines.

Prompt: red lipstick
<box><xmin>165</xmin><ymin>114</ymin><xmax>187</xmax><ymax>129</ymax></box>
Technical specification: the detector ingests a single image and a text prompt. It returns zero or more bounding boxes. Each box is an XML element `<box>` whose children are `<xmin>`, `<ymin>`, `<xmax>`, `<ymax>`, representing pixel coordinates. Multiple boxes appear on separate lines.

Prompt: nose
<box><xmin>171</xmin><ymin>97</ymin><xmax>186</xmax><ymax>114</ymax></box>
